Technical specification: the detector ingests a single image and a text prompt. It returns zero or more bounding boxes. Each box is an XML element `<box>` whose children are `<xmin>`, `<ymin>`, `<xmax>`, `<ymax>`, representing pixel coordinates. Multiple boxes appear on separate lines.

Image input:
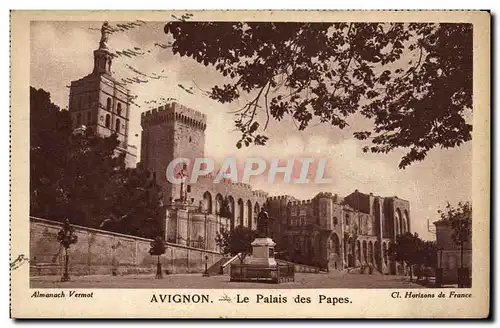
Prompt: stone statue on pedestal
<box><xmin>256</xmin><ymin>207</ymin><xmax>272</xmax><ymax>238</ymax></box>
<box><xmin>99</xmin><ymin>22</ymin><xmax>110</xmax><ymax>50</ymax></box>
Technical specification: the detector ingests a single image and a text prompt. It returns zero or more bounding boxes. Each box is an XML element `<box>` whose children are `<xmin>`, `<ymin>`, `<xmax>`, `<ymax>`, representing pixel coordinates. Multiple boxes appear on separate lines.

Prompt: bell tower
<box><xmin>68</xmin><ymin>21</ymin><xmax>137</xmax><ymax>167</ymax></box>
<box><xmin>93</xmin><ymin>22</ymin><xmax>113</xmax><ymax>74</ymax></box>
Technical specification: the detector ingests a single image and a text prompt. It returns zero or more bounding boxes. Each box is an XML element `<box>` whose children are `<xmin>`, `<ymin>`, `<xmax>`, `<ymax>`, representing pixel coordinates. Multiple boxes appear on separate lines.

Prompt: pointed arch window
<box><xmin>76</xmin><ymin>113</ymin><xmax>82</xmax><ymax>126</ymax></box>
<box><xmin>105</xmin><ymin>114</ymin><xmax>111</xmax><ymax>128</ymax></box>
<box><xmin>106</xmin><ymin>97</ymin><xmax>112</xmax><ymax>110</ymax></box>
<box><xmin>203</xmin><ymin>192</ymin><xmax>213</xmax><ymax>214</ymax></box>
<box><xmin>115</xmin><ymin>118</ymin><xmax>121</xmax><ymax>133</ymax></box>
<box><xmin>117</xmin><ymin>103</ymin><xmax>122</xmax><ymax>116</ymax></box>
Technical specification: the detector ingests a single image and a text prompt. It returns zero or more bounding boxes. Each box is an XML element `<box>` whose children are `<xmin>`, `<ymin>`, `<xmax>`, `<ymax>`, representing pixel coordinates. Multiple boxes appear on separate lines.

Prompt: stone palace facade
<box><xmin>266</xmin><ymin>192</ymin><xmax>410</xmax><ymax>275</ymax></box>
<box><xmin>140</xmin><ymin>102</ymin><xmax>411</xmax><ymax>275</ymax></box>
<box><xmin>68</xmin><ymin>22</ymin><xmax>411</xmax><ymax>274</ymax></box>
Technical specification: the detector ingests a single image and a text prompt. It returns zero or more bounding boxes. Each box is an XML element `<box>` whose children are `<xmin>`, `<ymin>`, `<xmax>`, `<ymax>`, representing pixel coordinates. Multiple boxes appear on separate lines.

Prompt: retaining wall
<box><xmin>30</xmin><ymin>217</ymin><xmax>223</xmax><ymax>276</ymax></box>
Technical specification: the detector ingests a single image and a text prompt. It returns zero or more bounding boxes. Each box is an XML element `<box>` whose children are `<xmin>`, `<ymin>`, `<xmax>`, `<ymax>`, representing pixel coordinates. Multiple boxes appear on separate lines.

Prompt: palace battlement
<box><xmin>253</xmin><ymin>190</ymin><xmax>268</xmax><ymax>198</ymax></box>
<box><xmin>267</xmin><ymin>192</ymin><xmax>345</xmax><ymax>207</ymax></box>
<box><xmin>268</xmin><ymin>195</ymin><xmax>290</xmax><ymax>201</ymax></box>
<box><xmin>288</xmin><ymin>199</ymin><xmax>314</xmax><ymax>207</ymax></box>
<box><xmin>141</xmin><ymin>102</ymin><xmax>207</xmax><ymax>131</ymax></box>
<box><xmin>198</xmin><ymin>173</ymin><xmax>252</xmax><ymax>190</ymax></box>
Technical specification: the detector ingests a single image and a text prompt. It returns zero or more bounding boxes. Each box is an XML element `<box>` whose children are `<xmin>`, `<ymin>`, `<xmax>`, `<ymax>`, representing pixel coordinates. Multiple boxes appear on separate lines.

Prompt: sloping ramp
<box><xmin>276</xmin><ymin>260</ymin><xmax>321</xmax><ymax>273</ymax></box>
<box><xmin>206</xmin><ymin>253</ymin><xmax>242</xmax><ymax>275</ymax></box>
<box><xmin>206</xmin><ymin>257</ymin><xmax>230</xmax><ymax>275</ymax></box>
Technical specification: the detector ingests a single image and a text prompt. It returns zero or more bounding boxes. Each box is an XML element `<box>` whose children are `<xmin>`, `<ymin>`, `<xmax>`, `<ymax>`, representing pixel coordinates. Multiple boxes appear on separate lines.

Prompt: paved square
<box><xmin>31</xmin><ymin>272</ymin><xmax>426</xmax><ymax>289</ymax></box>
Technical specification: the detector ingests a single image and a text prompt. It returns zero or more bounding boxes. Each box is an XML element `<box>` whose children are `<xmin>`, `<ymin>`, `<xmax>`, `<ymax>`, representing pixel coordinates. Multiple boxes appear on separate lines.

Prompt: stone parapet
<box><xmin>140</xmin><ymin>102</ymin><xmax>207</xmax><ymax>130</ymax></box>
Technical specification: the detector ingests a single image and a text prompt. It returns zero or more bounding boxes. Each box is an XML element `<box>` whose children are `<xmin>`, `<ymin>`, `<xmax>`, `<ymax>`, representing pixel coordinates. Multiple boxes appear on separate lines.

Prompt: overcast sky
<box><xmin>30</xmin><ymin>21</ymin><xmax>472</xmax><ymax>240</ymax></box>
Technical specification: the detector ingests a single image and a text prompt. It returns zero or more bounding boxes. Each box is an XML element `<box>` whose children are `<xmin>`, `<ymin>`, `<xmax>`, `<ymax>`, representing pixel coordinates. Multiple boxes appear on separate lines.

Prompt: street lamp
<box><xmin>57</xmin><ymin>219</ymin><xmax>78</xmax><ymax>282</ymax></box>
<box><xmin>436</xmin><ymin>247</ymin><xmax>444</xmax><ymax>287</ymax></box>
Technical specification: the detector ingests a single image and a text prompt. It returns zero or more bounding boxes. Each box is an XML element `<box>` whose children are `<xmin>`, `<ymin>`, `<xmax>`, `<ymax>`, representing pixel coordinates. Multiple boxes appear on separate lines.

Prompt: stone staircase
<box><xmin>276</xmin><ymin>260</ymin><xmax>321</xmax><ymax>273</ymax></box>
<box><xmin>205</xmin><ymin>253</ymin><xmax>242</xmax><ymax>275</ymax></box>
<box><xmin>205</xmin><ymin>257</ymin><xmax>229</xmax><ymax>275</ymax></box>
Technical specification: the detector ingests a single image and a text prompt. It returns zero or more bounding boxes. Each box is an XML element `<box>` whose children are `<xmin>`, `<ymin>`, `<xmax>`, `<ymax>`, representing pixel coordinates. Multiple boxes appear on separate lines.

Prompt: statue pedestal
<box><xmin>244</xmin><ymin>237</ymin><xmax>277</xmax><ymax>267</ymax></box>
<box><xmin>230</xmin><ymin>237</ymin><xmax>283</xmax><ymax>283</ymax></box>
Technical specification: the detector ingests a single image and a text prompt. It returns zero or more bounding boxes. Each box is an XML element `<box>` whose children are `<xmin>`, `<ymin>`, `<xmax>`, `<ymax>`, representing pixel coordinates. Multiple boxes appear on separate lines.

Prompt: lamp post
<box><xmin>57</xmin><ymin>219</ymin><xmax>78</xmax><ymax>282</ymax></box>
<box><xmin>436</xmin><ymin>247</ymin><xmax>444</xmax><ymax>287</ymax></box>
<box><xmin>203</xmin><ymin>205</ymin><xmax>208</xmax><ymax>250</ymax></box>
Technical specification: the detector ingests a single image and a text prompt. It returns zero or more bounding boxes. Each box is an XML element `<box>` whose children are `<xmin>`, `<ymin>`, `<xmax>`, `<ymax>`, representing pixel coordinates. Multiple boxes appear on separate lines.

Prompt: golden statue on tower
<box><xmin>99</xmin><ymin>21</ymin><xmax>110</xmax><ymax>50</ymax></box>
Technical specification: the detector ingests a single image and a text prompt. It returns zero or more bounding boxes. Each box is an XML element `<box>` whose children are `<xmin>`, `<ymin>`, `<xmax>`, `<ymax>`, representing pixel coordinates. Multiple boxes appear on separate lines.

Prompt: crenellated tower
<box><xmin>140</xmin><ymin>102</ymin><xmax>207</xmax><ymax>204</ymax></box>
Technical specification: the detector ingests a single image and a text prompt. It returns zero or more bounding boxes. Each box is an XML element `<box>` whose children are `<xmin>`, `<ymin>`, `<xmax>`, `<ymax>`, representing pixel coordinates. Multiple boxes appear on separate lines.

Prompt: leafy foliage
<box><xmin>388</xmin><ymin>232</ymin><xmax>423</xmax><ymax>280</ymax></box>
<box><xmin>30</xmin><ymin>87</ymin><xmax>164</xmax><ymax>239</ymax></box>
<box><xmin>437</xmin><ymin>201</ymin><xmax>472</xmax><ymax>247</ymax></box>
<box><xmin>57</xmin><ymin>219</ymin><xmax>78</xmax><ymax>249</ymax></box>
<box><xmin>149</xmin><ymin>236</ymin><xmax>167</xmax><ymax>256</ymax></box>
<box><xmin>165</xmin><ymin>22</ymin><xmax>472</xmax><ymax>168</ymax></box>
<box><xmin>388</xmin><ymin>232</ymin><xmax>438</xmax><ymax>280</ymax></box>
<box><xmin>99</xmin><ymin>165</ymin><xmax>165</xmax><ymax>239</ymax></box>
<box><xmin>419</xmin><ymin>240</ymin><xmax>438</xmax><ymax>268</ymax></box>
<box><xmin>215</xmin><ymin>225</ymin><xmax>257</xmax><ymax>256</ymax></box>
<box><xmin>149</xmin><ymin>236</ymin><xmax>167</xmax><ymax>279</ymax></box>
<box><xmin>389</xmin><ymin>232</ymin><xmax>421</xmax><ymax>265</ymax></box>
<box><xmin>437</xmin><ymin>201</ymin><xmax>472</xmax><ymax>268</ymax></box>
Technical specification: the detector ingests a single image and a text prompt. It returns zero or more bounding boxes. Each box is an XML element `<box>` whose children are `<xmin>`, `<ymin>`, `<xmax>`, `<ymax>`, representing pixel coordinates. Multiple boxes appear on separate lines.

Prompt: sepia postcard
<box><xmin>10</xmin><ymin>10</ymin><xmax>490</xmax><ymax>318</ymax></box>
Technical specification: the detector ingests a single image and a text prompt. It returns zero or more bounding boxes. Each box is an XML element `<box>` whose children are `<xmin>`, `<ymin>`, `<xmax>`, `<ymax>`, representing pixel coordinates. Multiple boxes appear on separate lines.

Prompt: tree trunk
<box><xmin>459</xmin><ymin>243</ymin><xmax>465</xmax><ymax>288</ymax></box>
<box><xmin>61</xmin><ymin>247</ymin><xmax>70</xmax><ymax>282</ymax></box>
<box><xmin>156</xmin><ymin>255</ymin><xmax>163</xmax><ymax>279</ymax></box>
<box><xmin>408</xmin><ymin>263</ymin><xmax>412</xmax><ymax>282</ymax></box>
<box><xmin>460</xmin><ymin>243</ymin><xmax>464</xmax><ymax>268</ymax></box>
<box><xmin>65</xmin><ymin>247</ymin><xmax>68</xmax><ymax>275</ymax></box>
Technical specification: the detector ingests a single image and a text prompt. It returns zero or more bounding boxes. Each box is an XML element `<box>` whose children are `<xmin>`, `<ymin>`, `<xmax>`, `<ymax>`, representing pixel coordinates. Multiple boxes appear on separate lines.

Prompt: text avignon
<box><xmin>150</xmin><ymin>294</ymin><xmax>211</xmax><ymax>303</ymax></box>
